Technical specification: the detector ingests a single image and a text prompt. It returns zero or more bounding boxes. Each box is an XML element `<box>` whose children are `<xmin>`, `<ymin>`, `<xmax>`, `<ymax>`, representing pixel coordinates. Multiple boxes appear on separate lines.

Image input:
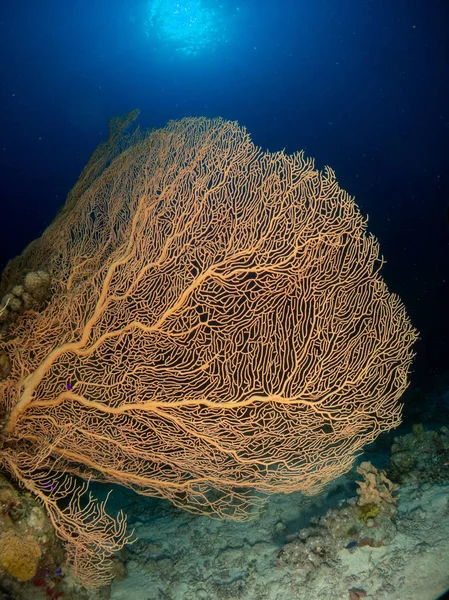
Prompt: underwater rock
<box><xmin>0</xmin><ymin>269</ymin><xmax>51</xmax><ymax>325</ymax></box>
<box><xmin>388</xmin><ymin>425</ymin><xmax>449</xmax><ymax>484</ymax></box>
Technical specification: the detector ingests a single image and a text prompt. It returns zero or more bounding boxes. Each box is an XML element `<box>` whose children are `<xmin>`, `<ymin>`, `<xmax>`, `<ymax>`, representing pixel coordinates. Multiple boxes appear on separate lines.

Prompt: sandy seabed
<box><xmin>110</xmin><ymin>471</ymin><xmax>449</xmax><ymax>600</ymax></box>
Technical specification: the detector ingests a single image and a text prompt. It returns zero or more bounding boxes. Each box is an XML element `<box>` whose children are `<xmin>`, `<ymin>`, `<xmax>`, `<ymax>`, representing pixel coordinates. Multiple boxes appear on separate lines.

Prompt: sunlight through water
<box><xmin>145</xmin><ymin>0</ymin><xmax>233</xmax><ymax>56</ymax></box>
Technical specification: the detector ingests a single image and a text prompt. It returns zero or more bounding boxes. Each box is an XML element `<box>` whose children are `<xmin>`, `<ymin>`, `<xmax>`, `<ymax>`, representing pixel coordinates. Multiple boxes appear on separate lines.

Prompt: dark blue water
<box><xmin>1</xmin><ymin>0</ymin><xmax>448</xmax><ymax>392</ymax></box>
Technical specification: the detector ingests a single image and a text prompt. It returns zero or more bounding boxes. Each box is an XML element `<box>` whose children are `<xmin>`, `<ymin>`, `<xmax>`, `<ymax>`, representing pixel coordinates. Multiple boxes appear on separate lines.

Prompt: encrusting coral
<box><xmin>0</xmin><ymin>531</ymin><xmax>42</xmax><ymax>581</ymax></box>
<box><xmin>0</xmin><ymin>473</ymin><xmax>61</xmax><ymax>592</ymax></box>
<box><xmin>0</xmin><ymin>271</ymin><xmax>52</xmax><ymax>382</ymax></box>
<box><xmin>0</xmin><ymin>473</ymin><xmax>114</xmax><ymax>599</ymax></box>
<box><xmin>0</xmin><ymin>270</ymin><xmax>51</xmax><ymax>328</ymax></box>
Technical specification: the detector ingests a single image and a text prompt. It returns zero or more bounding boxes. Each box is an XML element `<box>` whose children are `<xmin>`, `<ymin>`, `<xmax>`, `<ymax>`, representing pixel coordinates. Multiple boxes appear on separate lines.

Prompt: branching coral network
<box><xmin>0</xmin><ymin>111</ymin><xmax>418</xmax><ymax>586</ymax></box>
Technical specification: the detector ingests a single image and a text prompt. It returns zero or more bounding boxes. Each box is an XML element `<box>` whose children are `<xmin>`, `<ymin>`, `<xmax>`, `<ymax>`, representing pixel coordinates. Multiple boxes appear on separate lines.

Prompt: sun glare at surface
<box><xmin>145</xmin><ymin>0</ymin><xmax>233</xmax><ymax>56</ymax></box>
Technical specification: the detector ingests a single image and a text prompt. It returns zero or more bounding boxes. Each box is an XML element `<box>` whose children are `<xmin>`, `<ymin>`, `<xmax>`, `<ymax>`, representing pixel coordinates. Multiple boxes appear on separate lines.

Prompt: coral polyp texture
<box><xmin>0</xmin><ymin>111</ymin><xmax>417</xmax><ymax>586</ymax></box>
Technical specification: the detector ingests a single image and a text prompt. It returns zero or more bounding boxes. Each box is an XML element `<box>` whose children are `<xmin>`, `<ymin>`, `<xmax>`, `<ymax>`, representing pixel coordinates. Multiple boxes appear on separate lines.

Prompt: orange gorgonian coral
<box><xmin>0</xmin><ymin>111</ymin><xmax>417</xmax><ymax>585</ymax></box>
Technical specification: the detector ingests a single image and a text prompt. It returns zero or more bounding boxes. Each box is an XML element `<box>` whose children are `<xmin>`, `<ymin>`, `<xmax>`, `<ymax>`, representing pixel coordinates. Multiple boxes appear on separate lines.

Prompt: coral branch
<box><xmin>0</xmin><ymin>112</ymin><xmax>417</xmax><ymax>585</ymax></box>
